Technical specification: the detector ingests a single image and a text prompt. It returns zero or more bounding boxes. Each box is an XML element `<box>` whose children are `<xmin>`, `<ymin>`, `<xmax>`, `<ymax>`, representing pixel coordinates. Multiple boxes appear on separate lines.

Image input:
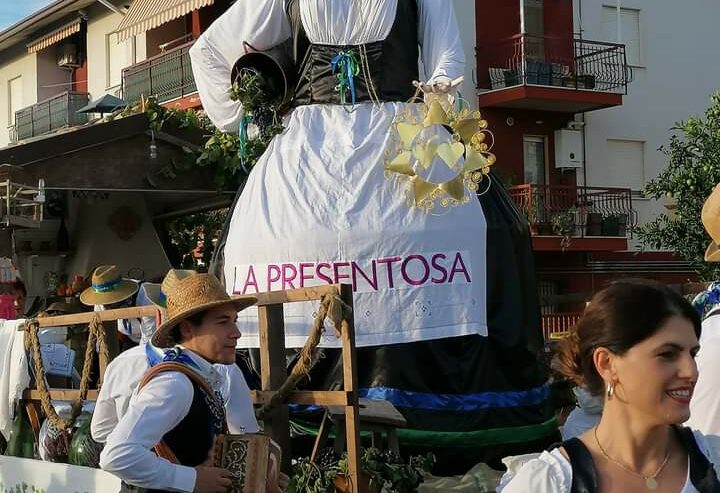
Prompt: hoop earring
<box><xmin>606</xmin><ymin>381</ymin><xmax>615</xmax><ymax>399</ymax></box>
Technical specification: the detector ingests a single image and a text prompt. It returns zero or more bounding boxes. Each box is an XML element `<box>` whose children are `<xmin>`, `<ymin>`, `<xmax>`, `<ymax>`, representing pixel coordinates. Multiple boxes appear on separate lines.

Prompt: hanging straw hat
<box><xmin>79</xmin><ymin>265</ymin><xmax>139</xmax><ymax>306</ymax></box>
<box><xmin>151</xmin><ymin>273</ymin><xmax>256</xmax><ymax>348</ymax></box>
<box><xmin>702</xmin><ymin>184</ymin><xmax>720</xmax><ymax>262</ymax></box>
<box><xmin>143</xmin><ymin>269</ymin><xmax>197</xmax><ymax>309</ymax></box>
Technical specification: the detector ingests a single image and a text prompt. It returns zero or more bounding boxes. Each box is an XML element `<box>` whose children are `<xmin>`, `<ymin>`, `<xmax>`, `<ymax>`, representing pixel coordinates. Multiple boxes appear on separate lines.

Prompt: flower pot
<box><xmin>585</xmin><ymin>213</ymin><xmax>603</xmax><ymax>236</ymax></box>
<box><xmin>334</xmin><ymin>473</ymin><xmax>376</xmax><ymax>493</ymax></box>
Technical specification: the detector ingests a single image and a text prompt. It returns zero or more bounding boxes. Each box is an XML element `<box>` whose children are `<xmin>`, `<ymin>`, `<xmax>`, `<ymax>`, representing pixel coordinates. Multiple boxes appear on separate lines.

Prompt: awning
<box><xmin>27</xmin><ymin>18</ymin><xmax>81</xmax><ymax>54</ymax></box>
<box><xmin>115</xmin><ymin>0</ymin><xmax>214</xmax><ymax>42</ymax></box>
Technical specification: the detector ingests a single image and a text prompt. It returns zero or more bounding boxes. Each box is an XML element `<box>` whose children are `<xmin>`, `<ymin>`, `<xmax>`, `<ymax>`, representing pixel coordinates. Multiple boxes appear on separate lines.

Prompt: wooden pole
<box><xmin>257</xmin><ymin>304</ymin><xmax>291</xmax><ymax>472</ymax></box>
<box><xmin>340</xmin><ymin>284</ymin><xmax>361</xmax><ymax>493</ymax></box>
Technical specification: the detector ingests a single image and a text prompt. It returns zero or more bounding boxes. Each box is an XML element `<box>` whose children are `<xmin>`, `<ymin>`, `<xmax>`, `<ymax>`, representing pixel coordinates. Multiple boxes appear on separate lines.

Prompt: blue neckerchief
<box><xmin>692</xmin><ymin>282</ymin><xmax>720</xmax><ymax>317</ymax></box>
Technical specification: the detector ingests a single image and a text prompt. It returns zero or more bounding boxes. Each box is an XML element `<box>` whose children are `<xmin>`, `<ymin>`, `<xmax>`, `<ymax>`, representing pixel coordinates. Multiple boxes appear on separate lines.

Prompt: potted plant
<box><xmin>551</xmin><ymin>207</ymin><xmax>576</xmax><ymax>250</ymax></box>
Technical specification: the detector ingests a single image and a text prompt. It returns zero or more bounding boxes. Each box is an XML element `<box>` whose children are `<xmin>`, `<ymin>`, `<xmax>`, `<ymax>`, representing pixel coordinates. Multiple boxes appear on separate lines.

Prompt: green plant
<box><xmin>288</xmin><ymin>448</ymin><xmax>435</xmax><ymax>493</ymax></box>
<box><xmin>338</xmin><ymin>448</ymin><xmax>435</xmax><ymax>493</ymax></box>
<box><xmin>635</xmin><ymin>92</ymin><xmax>720</xmax><ymax>281</ymax></box>
<box><xmin>111</xmin><ymin>71</ymin><xmax>285</xmax><ymax>191</ymax></box>
<box><xmin>551</xmin><ymin>207</ymin><xmax>576</xmax><ymax>250</ymax></box>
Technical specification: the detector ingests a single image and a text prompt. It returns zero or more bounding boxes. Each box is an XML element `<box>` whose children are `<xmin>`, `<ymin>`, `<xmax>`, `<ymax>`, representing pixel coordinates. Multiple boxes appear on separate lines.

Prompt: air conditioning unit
<box><xmin>57</xmin><ymin>43</ymin><xmax>80</xmax><ymax>68</ymax></box>
<box><xmin>554</xmin><ymin>129</ymin><xmax>583</xmax><ymax>169</ymax></box>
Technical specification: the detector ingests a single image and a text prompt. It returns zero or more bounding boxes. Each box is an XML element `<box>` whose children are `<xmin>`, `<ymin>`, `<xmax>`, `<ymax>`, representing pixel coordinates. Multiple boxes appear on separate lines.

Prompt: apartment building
<box><xmin>459</xmin><ymin>0</ymin><xmax>711</xmax><ymax>333</ymax></box>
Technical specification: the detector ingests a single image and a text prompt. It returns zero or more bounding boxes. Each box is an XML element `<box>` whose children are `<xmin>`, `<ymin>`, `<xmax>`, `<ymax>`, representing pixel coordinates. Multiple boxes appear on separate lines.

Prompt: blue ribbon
<box><xmin>692</xmin><ymin>281</ymin><xmax>720</xmax><ymax>316</ymax></box>
<box><xmin>92</xmin><ymin>278</ymin><xmax>122</xmax><ymax>293</ymax></box>
<box><xmin>288</xmin><ymin>383</ymin><xmax>551</xmax><ymax>414</ymax></box>
<box><xmin>330</xmin><ymin>50</ymin><xmax>359</xmax><ymax>106</ymax></box>
<box><xmin>146</xmin><ymin>344</ymin><xmax>201</xmax><ymax>370</ymax></box>
<box><xmin>238</xmin><ymin>114</ymin><xmax>252</xmax><ymax>175</ymax></box>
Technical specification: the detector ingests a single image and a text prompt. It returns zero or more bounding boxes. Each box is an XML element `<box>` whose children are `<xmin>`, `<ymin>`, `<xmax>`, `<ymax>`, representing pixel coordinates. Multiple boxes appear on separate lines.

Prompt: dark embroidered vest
<box><xmin>553</xmin><ymin>426</ymin><xmax>720</xmax><ymax>493</ymax></box>
<box><xmin>147</xmin><ymin>380</ymin><xmax>224</xmax><ymax>493</ymax></box>
<box><xmin>287</xmin><ymin>0</ymin><xmax>420</xmax><ymax>105</ymax></box>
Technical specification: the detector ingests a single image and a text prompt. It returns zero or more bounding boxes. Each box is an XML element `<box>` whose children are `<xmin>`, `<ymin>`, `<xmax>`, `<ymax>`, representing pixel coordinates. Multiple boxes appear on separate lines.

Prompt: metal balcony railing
<box><xmin>14</xmin><ymin>91</ymin><xmax>90</xmax><ymax>141</ymax></box>
<box><xmin>122</xmin><ymin>40</ymin><xmax>197</xmax><ymax>105</ymax></box>
<box><xmin>509</xmin><ymin>184</ymin><xmax>637</xmax><ymax>238</ymax></box>
<box><xmin>477</xmin><ymin>34</ymin><xmax>632</xmax><ymax>94</ymax></box>
<box><xmin>541</xmin><ymin>312</ymin><xmax>582</xmax><ymax>341</ymax></box>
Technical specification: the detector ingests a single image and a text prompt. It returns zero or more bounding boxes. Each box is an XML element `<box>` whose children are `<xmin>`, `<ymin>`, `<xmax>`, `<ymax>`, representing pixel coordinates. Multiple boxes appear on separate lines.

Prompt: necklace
<box><xmin>593</xmin><ymin>426</ymin><xmax>671</xmax><ymax>491</ymax></box>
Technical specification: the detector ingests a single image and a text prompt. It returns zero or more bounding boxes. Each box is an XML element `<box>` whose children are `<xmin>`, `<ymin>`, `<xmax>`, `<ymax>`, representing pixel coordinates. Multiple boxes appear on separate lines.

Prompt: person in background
<box><xmin>80</xmin><ymin>265</ymin><xmax>140</xmax><ymax>351</ymax></box>
<box><xmin>90</xmin><ymin>281</ymin><xmax>162</xmax><ymax>444</ymax></box>
<box><xmin>499</xmin><ymin>279</ymin><xmax>720</xmax><ymax>493</ymax></box>
<box><xmin>12</xmin><ymin>280</ymin><xmax>26</xmax><ymax>318</ymax></box>
<box><xmin>686</xmin><ymin>184</ymin><xmax>720</xmax><ymax>435</ymax></box>
<box><xmin>561</xmin><ymin>386</ymin><xmax>603</xmax><ymax>441</ymax></box>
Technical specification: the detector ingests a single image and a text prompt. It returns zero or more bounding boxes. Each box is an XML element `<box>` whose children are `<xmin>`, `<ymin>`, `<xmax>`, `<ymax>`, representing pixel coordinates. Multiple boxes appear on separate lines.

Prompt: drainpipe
<box><xmin>96</xmin><ymin>0</ymin><xmax>126</xmax><ymax>16</ymax></box>
<box><xmin>519</xmin><ymin>0</ymin><xmax>526</xmax><ymax>83</ymax></box>
<box><xmin>616</xmin><ymin>0</ymin><xmax>622</xmax><ymax>43</ymax></box>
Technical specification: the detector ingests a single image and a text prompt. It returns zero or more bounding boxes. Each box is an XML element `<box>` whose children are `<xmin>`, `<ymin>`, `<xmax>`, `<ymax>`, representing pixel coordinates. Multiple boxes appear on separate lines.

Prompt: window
<box><xmin>523</xmin><ymin>0</ymin><xmax>545</xmax><ymax>60</ymax></box>
<box><xmin>106</xmin><ymin>33</ymin><xmax>135</xmax><ymax>89</ymax></box>
<box><xmin>7</xmin><ymin>76</ymin><xmax>23</xmax><ymax>127</ymax></box>
<box><xmin>523</xmin><ymin>136</ymin><xmax>547</xmax><ymax>184</ymax></box>
<box><xmin>602</xmin><ymin>6</ymin><xmax>642</xmax><ymax>66</ymax></box>
<box><xmin>605</xmin><ymin>139</ymin><xmax>645</xmax><ymax>190</ymax></box>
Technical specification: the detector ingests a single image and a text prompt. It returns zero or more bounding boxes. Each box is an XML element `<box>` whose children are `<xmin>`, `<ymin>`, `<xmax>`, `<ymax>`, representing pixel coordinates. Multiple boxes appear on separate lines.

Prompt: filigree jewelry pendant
<box><xmin>645</xmin><ymin>476</ymin><xmax>658</xmax><ymax>490</ymax></box>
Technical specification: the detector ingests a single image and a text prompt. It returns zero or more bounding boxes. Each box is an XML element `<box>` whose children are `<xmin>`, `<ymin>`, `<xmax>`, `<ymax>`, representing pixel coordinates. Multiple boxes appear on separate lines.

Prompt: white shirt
<box><xmin>687</xmin><ymin>308</ymin><xmax>720</xmax><ymax>435</ymax></box>
<box><xmin>99</xmin><ymin>349</ymin><xmax>260</xmax><ymax>492</ymax></box>
<box><xmin>497</xmin><ymin>430</ymin><xmax>720</xmax><ymax>493</ymax></box>
<box><xmin>91</xmin><ymin>344</ymin><xmax>149</xmax><ymax>443</ymax></box>
<box><xmin>189</xmin><ymin>0</ymin><xmax>465</xmax><ymax>133</ymax></box>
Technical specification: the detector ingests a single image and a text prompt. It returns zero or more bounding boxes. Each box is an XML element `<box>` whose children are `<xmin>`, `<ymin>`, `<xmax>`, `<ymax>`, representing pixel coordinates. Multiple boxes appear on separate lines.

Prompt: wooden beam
<box><xmin>24</xmin><ymin>389</ymin><xmax>99</xmax><ymax>401</ymax></box>
<box><xmin>258</xmin><ymin>304</ymin><xmax>291</xmax><ymax>472</ymax></box>
<box><xmin>251</xmin><ymin>390</ymin><xmax>353</xmax><ymax>406</ymax></box>
<box><xmin>22</xmin><ymin>306</ymin><xmax>158</xmax><ymax>329</ymax></box>
<box><xmin>339</xmin><ymin>284</ymin><xmax>361</xmax><ymax>493</ymax></box>
<box><xmin>255</xmin><ymin>285</ymin><xmax>341</xmax><ymax>306</ymax></box>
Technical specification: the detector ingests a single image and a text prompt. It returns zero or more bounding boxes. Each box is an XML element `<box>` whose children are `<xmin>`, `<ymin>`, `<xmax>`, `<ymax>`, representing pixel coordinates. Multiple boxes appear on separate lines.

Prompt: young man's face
<box><xmin>13</xmin><ymin>289</ymin><xmax>26</xmax><ymax>316</ymax></box>
<box><xmin>180</xmin><ymin>305</ymin><xmax>241</xmax><ymax>364</ymax></box>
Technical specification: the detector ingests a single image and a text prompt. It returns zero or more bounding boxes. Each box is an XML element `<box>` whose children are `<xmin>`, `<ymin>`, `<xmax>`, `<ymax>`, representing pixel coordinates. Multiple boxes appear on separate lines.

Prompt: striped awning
<box><xmin>27</xmin><ymin>18</ymin><xmax>81</xmax><ymax>54</ymax></box>
<box><xmin>115</xmin><ymin>0</ymin><xmax>214</xmax><ymax>42</ymax></box>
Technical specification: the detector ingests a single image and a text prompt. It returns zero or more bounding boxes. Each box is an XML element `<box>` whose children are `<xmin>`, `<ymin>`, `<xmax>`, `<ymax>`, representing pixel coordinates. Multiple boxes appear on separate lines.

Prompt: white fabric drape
<box><xmin>191</xmin><ymin>0</ymin><xmax>484</xmax><ymax>348</ymax></box>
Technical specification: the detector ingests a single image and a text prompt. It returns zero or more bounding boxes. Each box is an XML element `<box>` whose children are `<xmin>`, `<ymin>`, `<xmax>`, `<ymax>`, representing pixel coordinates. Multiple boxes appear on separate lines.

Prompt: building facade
<box><xmin>463</xmin><ymin>0</ymin><xmax>706</xmax><ymax>335</ymax></box>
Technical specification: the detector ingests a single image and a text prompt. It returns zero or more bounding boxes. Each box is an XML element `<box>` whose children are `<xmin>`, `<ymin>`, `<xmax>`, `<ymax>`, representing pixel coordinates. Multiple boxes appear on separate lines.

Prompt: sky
<box><xmin>0</xmin><ymin>0</ymin><xmax>55</xmax><ymax>31</ymax></box>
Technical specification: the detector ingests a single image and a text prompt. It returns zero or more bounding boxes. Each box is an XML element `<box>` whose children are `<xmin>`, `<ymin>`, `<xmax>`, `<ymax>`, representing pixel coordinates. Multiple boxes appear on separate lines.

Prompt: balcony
<box><xmin>541</xmin><ymin>312</ymin><xmax>581</xmax><ymax>342</ymax></box>
<box><xmin>13</xmin><ymin>91</ymin><xmax>90</xmax><ymax>141</ymax></box>
<box><xmin>477</xmin><ymin>34</ymin><xmax>631</xmax><ymax>113</ymax></box>
<box><xmin>509</xmin><ymin>184</ymin><xmax>637</xmax><ymax>251</ymax></box>
<box><xmin>122</xmin><ymin>40</ymin><xmax>197</xmax><ymax>106</ymax></box>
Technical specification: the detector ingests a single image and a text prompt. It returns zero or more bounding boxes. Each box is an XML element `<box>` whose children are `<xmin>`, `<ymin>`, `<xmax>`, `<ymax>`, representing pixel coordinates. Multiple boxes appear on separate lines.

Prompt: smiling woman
<box><xmin>499</xmin><ymin>279</ymin><xmax>720</xmax><ymax>493</ymax></box>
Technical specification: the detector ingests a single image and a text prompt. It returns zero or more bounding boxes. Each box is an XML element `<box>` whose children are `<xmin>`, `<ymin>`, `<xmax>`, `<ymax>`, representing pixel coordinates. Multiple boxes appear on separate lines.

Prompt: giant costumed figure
<box><xmin>190</xmin><ymin>0</ymin><xmax>554</xmax><ymax>468</ymax></box>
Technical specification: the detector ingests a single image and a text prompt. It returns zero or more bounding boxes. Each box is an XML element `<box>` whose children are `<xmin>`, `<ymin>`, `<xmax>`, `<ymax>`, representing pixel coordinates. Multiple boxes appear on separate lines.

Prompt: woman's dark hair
<box><xmin>553</xmin><ymin>279</ymin><xmax>701</xmax><ymax>396</ymax></box>
<box><xmin>171</xmin><ymin>309</ymin><xmax>209</xmax><ymax>343</ymax></box>
<box><xmin>12</xmin><ymin>280</ymin><xmax>26</xmax><ymax>296</ymax></box>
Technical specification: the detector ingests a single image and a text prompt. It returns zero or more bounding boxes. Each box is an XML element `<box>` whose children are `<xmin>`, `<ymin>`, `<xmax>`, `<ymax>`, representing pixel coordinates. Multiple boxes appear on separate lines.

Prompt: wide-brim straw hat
<box><xmin>80</xmin><ymin>265</ymin><xmax>139</xmax><ymax>306</ymax></box>
<box><xmin>702</xmin><ymin>184</ymin><xmax>720</xmax><ymax>262</ymax></box>
<box><xmin>151</xmin><ymin>273</ymin><xmax>256</xmax><ymax>348</ymax></box>
<box><xmin>143</xmin><ymin>269</ymin><xmax>197</xmax><ymax>308</ymax></box>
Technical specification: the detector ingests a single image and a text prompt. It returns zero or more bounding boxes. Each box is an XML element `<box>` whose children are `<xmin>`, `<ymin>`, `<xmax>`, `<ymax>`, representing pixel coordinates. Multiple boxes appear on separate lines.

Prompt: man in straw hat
<box><xmin>81</xmin><ymin>265</ymin><xmax>141</xmax><ymax>349</ymax></box>
<box><xmin>100</xmin><ymin>272</ymin><xmax>279</xmax><ymax>493</ymax></box>
<box><xmin>687</xmin><ymin>184</ymin><xmax>720</xmax><ymax>435</ymax></box>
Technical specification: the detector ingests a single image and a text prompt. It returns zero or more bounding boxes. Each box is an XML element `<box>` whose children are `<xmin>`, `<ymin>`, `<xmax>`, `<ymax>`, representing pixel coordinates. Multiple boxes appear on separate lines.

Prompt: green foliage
<box><xmin>339</xmin><ymin>448</ymin><xmax>435</xmax><ymax>493</ymax></box>
<box><xmin>287</xmin><ymin>447</ymin><xmax>435</xmax><ymax>493</ymax></box>
<box><xmin>112</xmin><ymin>70</ymin><xmax>284</xmax><ymax>191</ymax></box>
<box><xmin>165</xmin><ymin>209</ymin><xmax>228</xmax><ymax>270</ymax></box>
<box><xmin>635</xmin><ymin>92</ymin><xmax>720</xmax><ymax>280</ymax></box>
<box><xmin>551</xmin><ymin>208</ymin><xmax>576</xmax><ymax>251</ymax></box>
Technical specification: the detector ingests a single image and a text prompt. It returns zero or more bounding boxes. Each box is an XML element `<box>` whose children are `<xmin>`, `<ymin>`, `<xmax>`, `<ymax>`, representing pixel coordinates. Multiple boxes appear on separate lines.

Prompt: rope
<box><xmin>25</xmin><ymin>313</ymin><xmax>108</xmax><ymax>431</ymax></box>
<box><xmin>256</xmin><ymin>294</ymin><xmax>350</xmax><ymax>421</ymax></box>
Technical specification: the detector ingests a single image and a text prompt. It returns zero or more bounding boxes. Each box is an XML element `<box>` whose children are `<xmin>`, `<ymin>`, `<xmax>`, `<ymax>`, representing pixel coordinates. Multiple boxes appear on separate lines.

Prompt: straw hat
<box><xmin>80</xmin><ymin>265</ymin><xmax>139</xmax><ymax>306</ymax></box>
<box><xmin>702</xmin><ymin>184</ymin><xmax>720</xmax><ymax>262</ymax></box>
<box><xmin>143</xmin><ymin>269</ymin><xmax>197</xmax><ymax>308</ymax></box>
<box><xmin>151</xmin><ymin>273</ymin><xmax>256</xmax><ymax>348</ymax></box>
